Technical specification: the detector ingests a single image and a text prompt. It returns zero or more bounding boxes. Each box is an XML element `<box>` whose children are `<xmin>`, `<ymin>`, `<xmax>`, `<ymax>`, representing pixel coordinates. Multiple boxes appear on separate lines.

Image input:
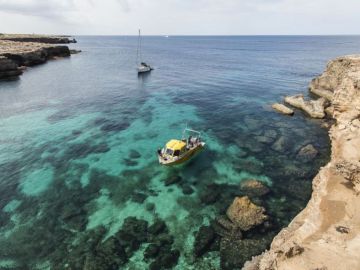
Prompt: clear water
<box><xmin>0</xmin><ymin>36</ymin><xmax>360</xmax><ymax>269</ymax></box>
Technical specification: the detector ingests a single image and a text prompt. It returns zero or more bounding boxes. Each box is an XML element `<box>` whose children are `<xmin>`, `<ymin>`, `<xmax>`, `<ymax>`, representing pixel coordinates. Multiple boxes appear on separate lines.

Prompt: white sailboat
<box><xmin>136</xmin><ymin>29</ymin><xmax>153</xmax><ymax>74</ymax></box>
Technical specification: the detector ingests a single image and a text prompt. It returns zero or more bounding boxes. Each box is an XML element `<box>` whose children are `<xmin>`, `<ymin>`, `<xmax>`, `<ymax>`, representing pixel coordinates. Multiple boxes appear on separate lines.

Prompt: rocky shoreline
<box><xmin>247</xmin><ymin>55</ymin><xmax>360</xmax><ymax>270</ymax></box>
<box><xmin>0</xmin><ymin>34</ymin><xmax>77</xmax><ymax>80</ymax></box>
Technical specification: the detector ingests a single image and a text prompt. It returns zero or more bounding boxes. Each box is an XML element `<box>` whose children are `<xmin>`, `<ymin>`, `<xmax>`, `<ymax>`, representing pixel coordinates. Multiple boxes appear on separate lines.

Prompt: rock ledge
<box><xmin>244</xmin><ymin>55</ymin><xmax>360</xmax><ymax>270</ymax></box>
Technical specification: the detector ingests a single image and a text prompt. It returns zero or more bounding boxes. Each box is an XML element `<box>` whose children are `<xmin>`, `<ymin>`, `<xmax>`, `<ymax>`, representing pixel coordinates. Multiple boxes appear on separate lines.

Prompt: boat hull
<box><xmin>137</xmin><ymin>66</ymin><xmax>152</xmax><ymax>73</ymax></box>
<box><xmin>158</xmin><ymin>143</ymin><xmax>205</xmax><ymax>166</ymax></box>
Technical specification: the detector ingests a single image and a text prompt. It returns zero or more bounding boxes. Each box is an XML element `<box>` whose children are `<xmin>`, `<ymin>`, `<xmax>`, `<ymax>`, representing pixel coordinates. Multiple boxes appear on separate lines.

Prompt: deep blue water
<box><xmin>0</xmin><ymin>36</ymin><xmax>359</xmax><ymax>269</ymax></box>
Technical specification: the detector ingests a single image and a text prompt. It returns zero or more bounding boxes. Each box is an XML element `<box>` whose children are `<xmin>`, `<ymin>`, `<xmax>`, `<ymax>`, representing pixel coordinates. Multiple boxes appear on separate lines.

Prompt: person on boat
<box><xmin>188</xmin><ymin>135</ymin><xmax>193</xmax><ymax>148</ymax></box>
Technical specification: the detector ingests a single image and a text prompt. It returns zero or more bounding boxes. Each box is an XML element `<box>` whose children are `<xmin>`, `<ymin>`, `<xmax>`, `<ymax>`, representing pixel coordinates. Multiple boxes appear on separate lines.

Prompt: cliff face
<box><xmin>0</xmin><ymin>35</ymin><xmax>74</xmax><ymax>80</ymax></box>
<box><xmin>0</xmin><ymin>34</ymin><xmax>76</xmax><ymax>44</ymax></box>
<box><xmin>245</xmin><ymin>55</ymin><xmax>360</xmax><ymax>270</ymax></box>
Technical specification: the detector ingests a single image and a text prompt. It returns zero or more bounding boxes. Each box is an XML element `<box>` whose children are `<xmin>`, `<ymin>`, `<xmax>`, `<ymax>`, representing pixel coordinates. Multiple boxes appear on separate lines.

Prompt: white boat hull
<box><xmin>137</xmin><ymin>66</ymin><xmax>152</xmax><ymax>73</ymax></box>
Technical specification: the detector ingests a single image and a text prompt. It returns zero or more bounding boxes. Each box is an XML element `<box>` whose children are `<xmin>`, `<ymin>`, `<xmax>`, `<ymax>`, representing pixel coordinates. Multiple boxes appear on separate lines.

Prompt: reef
<box><xmin>245</xmin><ymin>55</ymin><xmax>360</xmax><ymax>270</ymax></box>
<box><xmin>0</xmin><ymin>34</ymin><xmax>76</xmax><ymax>80</ymax></box>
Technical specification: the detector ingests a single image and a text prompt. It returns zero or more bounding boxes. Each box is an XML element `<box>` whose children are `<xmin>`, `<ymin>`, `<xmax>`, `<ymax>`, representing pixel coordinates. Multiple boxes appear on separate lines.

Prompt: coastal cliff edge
<box><xmin>245</xmin><ymin>55</ymin><xmax>360</xmax><ymax>270</ymax></box>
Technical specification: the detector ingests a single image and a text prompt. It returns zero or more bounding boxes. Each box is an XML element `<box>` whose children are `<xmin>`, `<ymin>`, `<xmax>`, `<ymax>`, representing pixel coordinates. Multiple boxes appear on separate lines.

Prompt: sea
<box><xmin>1</xmin><ymin>35</ymin><xmax>360</xmax><ymax>269</ymax></box>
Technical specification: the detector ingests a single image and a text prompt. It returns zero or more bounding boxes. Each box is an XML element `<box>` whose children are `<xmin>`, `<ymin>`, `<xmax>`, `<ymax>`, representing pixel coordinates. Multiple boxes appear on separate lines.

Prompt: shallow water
<box><xmin>1</xmin><ymin>36</ymin><xmax>360</xmax><ymax>269</ymax></box>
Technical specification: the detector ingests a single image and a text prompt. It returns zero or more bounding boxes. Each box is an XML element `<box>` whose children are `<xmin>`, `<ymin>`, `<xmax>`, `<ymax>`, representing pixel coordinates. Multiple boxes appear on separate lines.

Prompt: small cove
<box><xmin>1</xmin><ymin>36</ymin><xmax>360</xmax><ymax>269</ymax></box>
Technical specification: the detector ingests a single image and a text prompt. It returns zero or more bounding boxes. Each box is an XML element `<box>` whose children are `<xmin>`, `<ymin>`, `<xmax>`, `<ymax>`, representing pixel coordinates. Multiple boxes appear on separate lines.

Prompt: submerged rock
<box><xmin>131</xmin><ymin>192</ymin><xmax>147</xmax><ymax>203</ymax></box>
<box><xmin>212</xmin><ymin>216</ymin><xmax>243</xmax><ymax>240</ymax></box>
<box><xmin>129</xmin><ymin>149</ymin><xmax>141</xmax><ymax>159</ymax></box>
<box><xmin>149</xmin><ymin>249</ymin><xmax>180</xmax><ymax>270</ymax></box>
<box><xmin>199</xmin><ymin>184</ymin><xmax>221</xmax><ymax>205</ymax></box>
<box><xmin>181</xmin><ymin>184</ymin><xmax>194</xmax><ymax>195</ymax></box>
<box><xmin>115</xmin><ymin>217</ymin><xmax>148</xmax><ymax>256</ymax></box>
<box><xmin>255</xmin><ymin>135</ymin><xmax>275</xmax><ymax>144</ymax></box>
<box><xmin>148</xmin><ymin>219</ymin><xmax>167</xmax><ymax>235</ymax></box>
<box><xmin>296</xmin><ymin>144</ymin><xmax>318</xmax><ymax>162</ymax></box>
<box><xmin>220</xmin><ymin>237</ymin><xmax>269</xmax><ymax>270</ymax></box>
<box><xmin>272</xmin><ymin>103</ymin><xmax>294</xmax><ymax>116</ymax></box>
<box><xmin>164</xmin><ymin>175</ymin><xmax>182</xmax><ymax>186</ymax></box>
<box><xmin>144</xmin><ymin>244</ymin><xmax>160</xmax><ymax>260</ymax></box>
<box><xmin>145</xmin><ymin>203</ymin><xmax>155</xmax><ymax>212</ymax></box>
<box><xmin>193</xmin><ymin>226</ymin><xmax>216</xmax><ymax>257</ymax></box>
<box><xmin>226</xmin><ymin>196</ymin><xmax>268</xmax><ymax>231</ymax></box>
<box><xmin>263</xmin><ymin>129</ymin><xmax>278</xmax><ymax>140</ymax></box>
<box><xmin>100</xmin><ymin>121</ymin><xmax>130</xmax><ymax>132</ymax></box>
<box><xmin>240</xmin><ymin>179</ymin><xmax>270</xmax><ymax>197</ymax></box>
<box><xmin>235</xmin><ymin>159</ymin><xmax>264</xmax><ymax>175</ymax></box>
<box><xmin>271</xmin><ymin>136</ymin><xmax>292</xmax><ymax>153</ymax></box>
<box><xmin>85</xmin><ymin>236</ymin><xmax>128</xmax><ymax>269</ymax></box>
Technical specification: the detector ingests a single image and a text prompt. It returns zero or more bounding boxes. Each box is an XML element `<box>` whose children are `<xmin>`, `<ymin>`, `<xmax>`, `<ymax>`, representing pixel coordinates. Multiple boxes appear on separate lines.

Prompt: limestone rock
<box><xmin>0</xmin><ymin>56</ymin><xmax>22</xmax><ymax>80</ymax></box>
<box><xmin>226</xmin><ymin>196</ymin><xmax>268</xmax><ymax>231</ymax></box>
<box><xmin>240</xmin><ymin>179</ymin><xmax>270</xmax><ymax>197</ymax></box>
<box><xmin>284</xmin><ymin>243</ymin><xmax>304</xmax><ymax>258</ymax></box>
<box><xmin>335</xmin><ymin>161</ymin><xmax>360</xmax><ymax>192</ymax></box>
<box><xmin>296</xmin><ymin>144</ymin><xmax>318</xmax><ymax>162</ymax></box>
<box><xmin>271</xmin><ymin>136</ymin><xmax>292</xmax><ymax>153</ymax></box>
<box><xmin>246</xmin><ymin>55</ymin><xmax>360</xmax><ymax>270</ymax></box>
<box><xmin>325</xmin><ymin>105</ymin><xmax>335</xmax><ymax>116</ymax></box>
<box><xmin>0</xmin><ymin>37</ymin><xmax>72</xmax><ymax>79</ymax></box>
<box><xmin>309</xmin><ymin>86</ymin><xmax>334</xmax><ymax>100</ymax></box>
<box><xmin>220</xmin><ymin>237</ymin><xmax>268</xmax><ymax>270</ymax></box>
<box><xmin>212</xmin><ymin>216</ymin><xmax>243</xmax><ymax>239</ymax></box>
<box><xmin>284</xmin><ymin>94</ymin><xmax>327</xmax><ymax>118</ymax></box>
<box><xmin>272</xmin><ymin>103</ymin><xmax>294</xmax><ymax>115</ymax></box>
<box><xmin>0</xmin><ymin>34</ymin><xmax>76</xmax><ymax>44</ymax></box>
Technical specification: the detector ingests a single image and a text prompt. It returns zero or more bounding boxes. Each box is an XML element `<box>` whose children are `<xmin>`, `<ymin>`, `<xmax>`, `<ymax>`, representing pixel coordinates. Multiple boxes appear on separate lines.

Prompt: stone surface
<box><xmin>0</xmin><ymin>56</ymin><xmax>22</xmax><ymax>80</ymax></box>
<box><xmin>0</xmin><ymin>34</ymin><xmax>76</xmax><ymax>43</ymax></box>
<box><xmin>240</xmin><ymin>179</ymin><xmax>270</xmax><ymax>197</ymax></box>
<box><xmin>220</xmin><ymin>237</ymin><xmax>268</xmax><ymax>270</ymax></box>
<box><xmin>193</xmin><ymin>226</ymin><xmax>216</xmax><ymax>257</ymax></box>
<box><xmin>226</xmin><ymin>196</ymin><xmax>268</xmax><ymax>231</ymax></box>
<box><xmin>296</xmin><ymin>144</ymin><xmax>319</xmax><ymax>162</ymax></box>
<box><xmin>272</xmin><ymin>103</ymin><xmax>294</xmax><ymax>115</ymax></box>
<box><xmin>284</xmin><ymin>94</ymin><xmax>327</xmax><ymax>118</ymax></box>
<box><xmin>245</xmin><ymin>55</ymin><xmax>360</xmax><ymax>270</ymax></box>
<box><xmin>0</xmin><ymin>35</ymin><xmax>75</xmax><ymax>80</ymax></box>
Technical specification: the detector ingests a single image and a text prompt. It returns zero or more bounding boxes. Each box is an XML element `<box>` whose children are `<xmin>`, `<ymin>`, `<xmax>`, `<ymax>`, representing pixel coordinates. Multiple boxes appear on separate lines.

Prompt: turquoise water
<box><xmin>1</xmin><ymin>36</ymin><xmax>360</xmax><ymax>269</ymax></box>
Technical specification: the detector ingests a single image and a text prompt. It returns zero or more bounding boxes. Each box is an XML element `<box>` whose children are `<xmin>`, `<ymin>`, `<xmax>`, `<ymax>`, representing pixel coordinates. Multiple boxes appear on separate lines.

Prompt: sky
<box><xmin>0</xmin><ymin>0</ymin><xmax>360</xmax><ymax>35</ymax></box>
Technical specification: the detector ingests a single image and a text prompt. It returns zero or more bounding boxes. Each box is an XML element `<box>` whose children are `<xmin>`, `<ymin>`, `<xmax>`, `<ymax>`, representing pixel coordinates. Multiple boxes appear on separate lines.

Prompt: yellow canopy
<box><xmin>166</xmin><ymin>139</ymin><xmax>186</xmax><ymax>151</ymax></box>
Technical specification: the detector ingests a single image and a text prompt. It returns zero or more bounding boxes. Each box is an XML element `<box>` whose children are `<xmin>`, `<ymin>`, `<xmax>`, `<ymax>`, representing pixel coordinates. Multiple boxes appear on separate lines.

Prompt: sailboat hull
<box><xmin>137</xmin><ymin>66</ymin><xmax>152</xmax><ymax>73</ymax></box>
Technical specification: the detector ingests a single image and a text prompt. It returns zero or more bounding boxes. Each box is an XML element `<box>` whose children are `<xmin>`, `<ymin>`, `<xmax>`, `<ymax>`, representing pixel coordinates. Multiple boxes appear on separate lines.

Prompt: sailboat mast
<box><xmin>139</xmin><ymin>29</ymin><xmax>142</xmax><ymax>63</ymax></box>
<box><xmin>136</xmin><ymin>29</ymin><xmax>141</xmax><ymax>65</ymax></box>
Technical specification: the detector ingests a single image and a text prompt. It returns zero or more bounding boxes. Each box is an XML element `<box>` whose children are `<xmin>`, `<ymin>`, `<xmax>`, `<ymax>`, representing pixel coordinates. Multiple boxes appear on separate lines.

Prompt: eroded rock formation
<box><xmin>0</xmin><ymin>34</ymin><xmax>75</xmax><ymax>80</ymax></box>
<box><xmin>0</xmin><ymin>34</ymin><xmax>76</xmax><ymax>44</ymax></box>
<box><xmin>284</xmin><ymin>94</ymin><xmax>327</xmax><ymax>118</ymax></box>
<box><xmin>271</xmin><ymin>103</ymin><xmax>294</xmax><ymax>116</ymax></box>
<box><xmin>244</xmin><ymin>55</ymin><xmax>360</xmax><ymax>270</ymax></box>
<box><xmin>226</xmin><ymin>196</ymin><xmax>268</xmax><ymax>231</ymax></box>
<box><xmin>0</xmin><ymin>56</ymin><xmax>23</xmax><ymax>80</ymax></box>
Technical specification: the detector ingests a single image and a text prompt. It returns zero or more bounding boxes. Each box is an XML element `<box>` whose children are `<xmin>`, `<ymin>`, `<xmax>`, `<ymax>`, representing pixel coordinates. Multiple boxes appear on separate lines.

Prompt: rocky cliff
<box><xmin>0</xmin><ymin>35</ymin><xmax>75</xmax><ymax>80</ymax></box>
<box><xmin>0</xmin><ymin>34</ymin><xmax>76</xmax><ymax>44</ymax></box>
<box><xmin>245</xmin><ymin>55</ymin><xmax>360</xmax><ymax>270</ymax></box>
